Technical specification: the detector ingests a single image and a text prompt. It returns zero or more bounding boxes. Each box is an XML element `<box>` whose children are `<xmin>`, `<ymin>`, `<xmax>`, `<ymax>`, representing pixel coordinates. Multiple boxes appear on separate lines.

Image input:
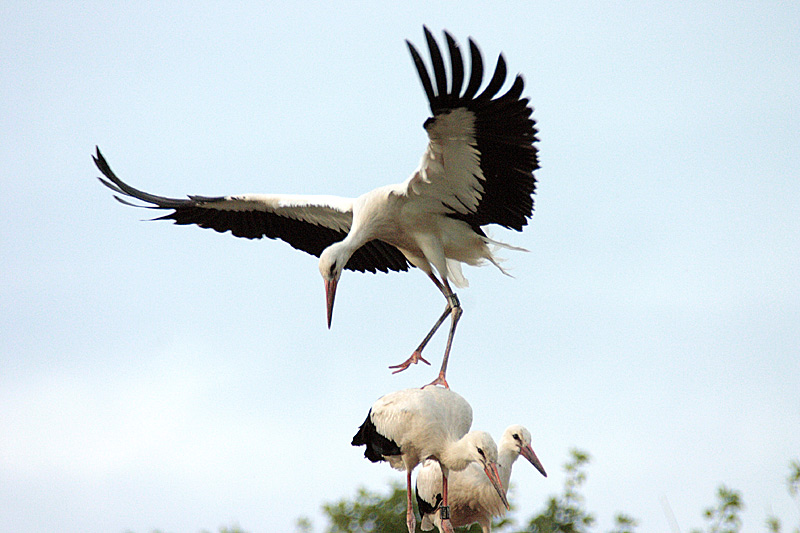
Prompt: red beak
<box><xmin>325</xmin><ymin>278</ymin><xmax>338</xmax><ymax>329</ymax></box>
<box><xmin>521</xmin><ymin>444</ymin><xmax>547</xmax><ymax>478</ymax></box>
<box><xmin>483</xmin><ymin>461</ymin><xmax>510</xmax><ymax>510</ymax></box>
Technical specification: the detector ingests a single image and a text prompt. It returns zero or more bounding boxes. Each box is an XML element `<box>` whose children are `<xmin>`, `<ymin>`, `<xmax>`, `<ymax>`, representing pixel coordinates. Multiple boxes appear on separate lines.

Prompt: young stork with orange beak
<box><xmin>416</xmin><ymin>424</ymin><xmax>547</xmax><ymax>532</ymax></box>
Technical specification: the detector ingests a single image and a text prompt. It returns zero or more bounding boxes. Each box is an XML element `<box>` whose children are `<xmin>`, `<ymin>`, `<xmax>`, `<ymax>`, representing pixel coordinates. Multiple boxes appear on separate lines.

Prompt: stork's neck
<box><xmin>497</xmin><ymin>446</ymin><xmax>520</xmax><ymax>490</ymax></box>
<box><xmin>348</xmin><ymin>186</ymin><xmax>398</xmax><ymax>245</ymax></box>
<box><xmin>438</xmin><ymin>435</ymin><xmax>477</xmax><ymax>475</ymax></box>
<box><xmin>339</xmin><ymin>199</ymin><xmax>380</xmax><ymax>252</ymax></box>
<box><xmin>328</xmin><ymin>227</ymin><xmax>369</xmax><ymax>266</ymax></box>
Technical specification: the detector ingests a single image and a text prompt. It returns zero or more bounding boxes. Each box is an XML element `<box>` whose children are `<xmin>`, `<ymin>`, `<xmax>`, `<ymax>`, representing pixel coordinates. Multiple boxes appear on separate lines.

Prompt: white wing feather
<box><xmin>371</xmin><ymin>387</ymin><xmax>473</xmax><ymax>452</ymax></box>
<box><xmin>202</xmin><ymin>194</ymin><xmax>354</xmax><ymax>232</ymax></box>
<box><xmin>404</xmin><ymin>108</ymin><xmax>483</xmax><ymax>217</ymax></box>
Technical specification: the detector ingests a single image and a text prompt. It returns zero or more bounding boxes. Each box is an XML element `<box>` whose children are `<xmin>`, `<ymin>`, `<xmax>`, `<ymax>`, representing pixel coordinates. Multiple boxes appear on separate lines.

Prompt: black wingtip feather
<box><xmin>444</xmin><ymin>32</ymin><xmax>464</xmax><ymax>102</ymax></box>
<box><xmin>462</xmin><ymin>38</ymin><xmax>484</xmax><ymax>101</ymax></box>
<box><xmin>424</xmin><ymin>27</ymin><xmax>448</xmax><ymax>100</ymax></box>
<box><xmin>476</xmin><ymin>53</ymin><xmax>506</xmax><ymax>100</ymax></box>
<box><xmin>407</xmin><ymin>40</ymin><xmax>436</xmax><ymax>111</ymax></box>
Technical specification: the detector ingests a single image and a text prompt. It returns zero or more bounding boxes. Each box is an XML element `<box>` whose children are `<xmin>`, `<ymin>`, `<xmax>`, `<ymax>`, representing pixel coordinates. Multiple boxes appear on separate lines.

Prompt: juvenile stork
<box><xmin>94</xmin><ymin>27</ymin><xmax>539</xmax><ymax>387</ymax></box>
<box><xmin>352</xmin><ymin>386</ymin><xmax>508</xmax><ymax>533</ymax></box>
<box><xmin>416</xmin><ymin>424</ymin><xmax>547</xmax><ymax>532</ymax></box>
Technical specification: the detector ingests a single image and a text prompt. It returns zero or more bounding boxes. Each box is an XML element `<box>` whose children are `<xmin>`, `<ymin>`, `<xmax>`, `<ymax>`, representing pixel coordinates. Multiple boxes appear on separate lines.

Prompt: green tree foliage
<box><xmin>319</xmin><ymin>483</ymin><xmax>420</xmax><ymax>533</ymax></box>
<box><xmin>791</xmin><ymin>458</ymin><xmax>800</xmax><ymax>533</ymax></box>
<box><xmin>521</xmin><ymin>449</ymin><xmax>637</xmax><ymax>533</ymax></box>
<box><xmin>766</xmin><ymin>516</ymin><xmax>782</xmax><ymax>533</ymax></box>
<box><xmin>765</xmin><ymin>459</ymin><xmax>800</xmax><ymax>533</ymax></box>
<box><xmin>306</xmin><ymin>448</ymin><xmax>638</xmax><ymax>533</ymax></box>
<box><xmin>607</xmin><ymin>514</ymin><xmax>638</xmax><ymax>533</ymax></box>
<box><xmin>131</xmin><ymin>455</ymin><xmax>800</xmax><ymax>533</ymax></box>
<box><xmin>524</xmin><ymin>449</ymin><xmax>594</xmax><ymax>533</ymax></box>
<box><xmin>690</xmin><ymin>485</ymin><xmax>744</xmax><ymax>533</ymax></box>
<box><xmin>788</xmin><ymin>459</ymin><xmax>800</xmax><ymax>501</ymax></box>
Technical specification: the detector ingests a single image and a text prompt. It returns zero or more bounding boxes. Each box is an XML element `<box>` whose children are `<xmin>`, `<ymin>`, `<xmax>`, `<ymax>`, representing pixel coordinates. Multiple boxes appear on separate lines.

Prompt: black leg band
<box><xmin>440</xmin><ymin>505</ymin><xmax>451</xmax><ymax>520</ymax></box>
<box><xmin>447</xmin><ymin>293</ymin><xmax>460</xmax><ymax>308</ymax></box>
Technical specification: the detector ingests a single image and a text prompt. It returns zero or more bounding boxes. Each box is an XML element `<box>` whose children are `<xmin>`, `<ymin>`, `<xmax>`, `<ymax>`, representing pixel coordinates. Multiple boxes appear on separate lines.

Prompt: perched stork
<box><xmin>94</xmin><ymin>26</ymin><xmax>538</xmax><ymax>387</ymax></box>
<box><xmin>416</xmin><ymin>424</ymin><xmax>547</xmax><ymax>532</ymax></box>
<box><xmin>352</xmin><ymin>386</ymin><xmax>509</xmax><ymax>533</ymax></box>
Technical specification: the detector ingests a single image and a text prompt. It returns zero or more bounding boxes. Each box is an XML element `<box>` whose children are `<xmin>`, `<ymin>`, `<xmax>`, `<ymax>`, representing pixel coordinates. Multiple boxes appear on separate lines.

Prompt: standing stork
<box><xmin>94</xmin><ymin>26</ymin><xmax>538</xmax><ymax>387</ymax></box>
<box><xmin>352</xmin><ymin>386</ymin><xmax>509</xmax><ymax>533</ymax></box>
<box><xmin>416</xmin><ymin>424</ymin><xmax>547</xmax><ymax>532</ymax></box>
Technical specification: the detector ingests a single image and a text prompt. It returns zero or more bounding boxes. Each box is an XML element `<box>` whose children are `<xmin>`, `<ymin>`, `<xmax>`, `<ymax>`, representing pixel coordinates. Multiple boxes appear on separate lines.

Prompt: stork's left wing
<box><xmin>94</xmin><ymin>148</ymin><xmax>409</xmax><ymax>274</ymax></box>
<box><xmin>405</xmin><ymin>27</ymin><xmax>539</xmax><ymax>232</ymax></box>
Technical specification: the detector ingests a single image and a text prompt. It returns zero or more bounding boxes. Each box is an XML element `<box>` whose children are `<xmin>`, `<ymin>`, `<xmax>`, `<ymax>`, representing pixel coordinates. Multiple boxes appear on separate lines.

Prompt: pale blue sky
<box><xmin>2</xmin><ymin>2</ymin><xmax>798</xmax><ymax>532</ymax></box>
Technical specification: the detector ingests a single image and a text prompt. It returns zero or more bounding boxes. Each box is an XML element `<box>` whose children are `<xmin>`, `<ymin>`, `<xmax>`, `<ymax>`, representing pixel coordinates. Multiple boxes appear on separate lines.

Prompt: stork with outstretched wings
<box><xmin>95</xmin><ymin>26</ymin><xmax>539</xmax><ymax>387</ymax></box>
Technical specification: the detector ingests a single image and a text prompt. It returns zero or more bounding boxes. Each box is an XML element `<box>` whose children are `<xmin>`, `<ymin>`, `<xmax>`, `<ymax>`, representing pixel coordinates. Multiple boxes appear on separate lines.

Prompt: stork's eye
<box><xmin>513</xmin><ymin>433</ymin><xmax>521</xmax><ymax>441</ymax></box>
<box><xmin>329</xmin><ymin>263</ymin><xmax>337</xmax><ymax>277</ymax></box>
<box><xmin>477</xmin><ymin>447</ymin><xmax>485</xmax><ymax>458</ymax></box>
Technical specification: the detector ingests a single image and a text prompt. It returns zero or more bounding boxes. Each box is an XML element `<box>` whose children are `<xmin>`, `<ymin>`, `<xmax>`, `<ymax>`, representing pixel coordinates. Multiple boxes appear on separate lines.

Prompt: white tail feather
<box><xmin>483</xmin><ymin>236</ymin><xmax>528</xmax><ymax>278</ymax></box>
<box><xmin>447</xmin><ymin>259</ymin><xmax>469</xmax><ymax>288</ymax></box>
<box><xmin>484</xmin><ymin>235</ymin><xmax>529</xmax><ymax>253</ymax></box>
<box><xmin>420</xmin><ymin>513</ymin><xmax>435</xmax><ymax>531</ymax></box>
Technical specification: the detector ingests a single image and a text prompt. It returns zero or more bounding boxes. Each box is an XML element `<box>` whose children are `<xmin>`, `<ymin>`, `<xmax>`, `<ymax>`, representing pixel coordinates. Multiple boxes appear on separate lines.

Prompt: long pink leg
<box><xmin>390</xmin><ymin>274</ymin><xmax>462</xmax><ymax>388</ymax></box>
<box><xmin>440</xmin><ymin>469</ymin><xmax>455</xmax><ymax>533</ymax></box>
<box><xmin>405</xmin><ymin>469</ymin><xmax>416</xmax><ymax>533</ymax></box>
<box><xmin>425</xmin><ymin>279</ymin><xmax>461</xmax><ymax>389</ymax></box>
<box><xmin>388</xmin><ymin>306</ymin><xmax>448</xmax><ymax>373</ymax></box>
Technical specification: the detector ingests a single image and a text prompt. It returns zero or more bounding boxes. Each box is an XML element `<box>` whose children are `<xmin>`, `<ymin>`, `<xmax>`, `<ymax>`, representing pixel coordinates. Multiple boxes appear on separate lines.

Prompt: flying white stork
<box><xmin>416</xmin><ymin>424</ymin><xmax>547</xmax><ymax>532</ymax></box>
<box><xmin>351</xmin><ymin>386</ymin><xmax>509</xmax><ymax>533</ymax></box>
<box><xmin>94</xmin><ymin>27</ymin><xmax>539</xmax><ymax>387</ymax></box>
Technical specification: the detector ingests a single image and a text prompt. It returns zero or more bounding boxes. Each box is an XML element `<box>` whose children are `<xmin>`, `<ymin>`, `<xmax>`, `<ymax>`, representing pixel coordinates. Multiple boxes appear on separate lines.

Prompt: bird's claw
<box><xmin>406</xmin><ymin>515</ymin><xmax>416</xmax><ymax>533</ymax></box>
<box><xmin>425</xmin><ymin>372</ymin><xmax>450</xmax><ymax>389</ymax></box>
<box><xmin>389</xmin><ymin>351</ymin><xmax>431</xmax><ymax>374</ymax></box>
<box><xmin>440</xmin><ymin>518</ymin><xmax>455</xmax><ymax>533</ymax></box>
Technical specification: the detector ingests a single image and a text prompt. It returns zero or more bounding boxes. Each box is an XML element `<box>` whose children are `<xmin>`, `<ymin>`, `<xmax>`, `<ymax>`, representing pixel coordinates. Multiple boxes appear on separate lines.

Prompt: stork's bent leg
<box><xmin>405</xmin><ymin>469</ymin><xmax>416</xmax><ymax>533</ymax></box>
<box><xmin>426</xmin><ymin>280</ymin><xmax>462</xmax><ymax>389</ymax></box>
<box><xmin>388</xmin><ymin>305</ymin><xmax>449</xmax><ymax>373</ymax></box>
<box><xmin>390</xmin><ymin>272</ymin><xmax>457</xmax><ymax>375</ymax></box>
<box><xmin>426</xmin><ymin>304</ymin><xmax>462</xmax><ymax>389</ymax></box>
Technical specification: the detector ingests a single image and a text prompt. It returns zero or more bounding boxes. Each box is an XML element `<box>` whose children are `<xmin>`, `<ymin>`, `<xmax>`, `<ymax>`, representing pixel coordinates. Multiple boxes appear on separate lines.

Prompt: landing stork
<box><xmin>416</xmin><ymin>424</ymin><xmax>547</xmax><ymax>532</ymax></box>
<box><xmin>94</xmin><ymin>27</ymin><xmax>539</xmax><ymax>387</ymax></box>
<box><xmin>352</xmin><ymin>386</ymin><xmax>508</xmax><ymax>533</ymax></box>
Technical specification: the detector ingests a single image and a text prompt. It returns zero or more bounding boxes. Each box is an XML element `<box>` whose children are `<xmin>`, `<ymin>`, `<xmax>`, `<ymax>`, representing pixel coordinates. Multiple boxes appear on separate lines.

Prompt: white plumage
<box><xmin>352</xmin><ymin>386</ymin><xmax>509</xmax><ymax>533</ymax></box>
<box><xmin>416</xmin><ymin>424</ymin><xmax>547</xmax><ymax>532</ymax></box>
<box><xmin>95</xmin><ymin>27</ymin><xmax>538</xmax><ymax>386</ymax></box>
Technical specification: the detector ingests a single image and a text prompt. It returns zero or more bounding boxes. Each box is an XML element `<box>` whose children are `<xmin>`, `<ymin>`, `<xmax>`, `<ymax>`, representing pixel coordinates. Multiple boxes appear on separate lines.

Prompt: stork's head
<box><xmin>319</xmin><ymin>245</ymin><xmax>346</xmax><ymax>329</ymax></box>
<box><xmin>463</xmin><ymin>431</ymin><xmax>510</xmax><ymax>510</ymax></box>
<box><xmin>502</xmin><ymin>425</ymin><xmax>547</xmax><ymax>478</ymax></box>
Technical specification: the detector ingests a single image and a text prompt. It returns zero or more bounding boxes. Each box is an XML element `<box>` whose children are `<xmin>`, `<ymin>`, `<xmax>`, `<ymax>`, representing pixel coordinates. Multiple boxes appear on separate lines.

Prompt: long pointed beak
<box><xmin>325</xmin><ymin>278</ymin><xmax>338</xmax><ymax>329</ymax></box>
<box><xmin>484</xmin><ymin>461</ymin><xmax>510</xmax><ymax>510</ymax></box>
<box><xmin>521</xmin><ymin>444</ymin><xmax>547</xmax><ymax>478</ymax></box>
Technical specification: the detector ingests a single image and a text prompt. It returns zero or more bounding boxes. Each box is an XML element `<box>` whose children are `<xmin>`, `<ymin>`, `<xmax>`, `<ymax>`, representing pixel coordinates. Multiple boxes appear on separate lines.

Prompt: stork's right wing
<box><xmin>94</xmin><ymin>147</ymin><xmax>410</xmax><ymax>273</ymax></box>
